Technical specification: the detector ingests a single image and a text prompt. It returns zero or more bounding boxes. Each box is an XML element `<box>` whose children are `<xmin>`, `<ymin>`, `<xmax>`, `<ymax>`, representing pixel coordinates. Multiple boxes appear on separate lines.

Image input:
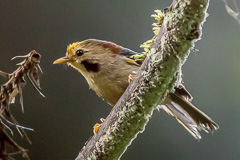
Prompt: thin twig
<box><xmin>223</xmin><ymin>0</ymin><xmax>240</xmax><ymax>25</ymax></box>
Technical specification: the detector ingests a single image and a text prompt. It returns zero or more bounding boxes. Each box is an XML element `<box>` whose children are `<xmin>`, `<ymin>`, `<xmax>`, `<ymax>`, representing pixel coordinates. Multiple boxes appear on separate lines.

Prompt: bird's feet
<box><xmin>93</xmin><ymin>118</ymin><xmax>105</xmax><ymax>136</ymax></box>
<box><xmin>128</xmin><ymin>71</ymin><xmax>137</xmax><ymax>83</ymax></box>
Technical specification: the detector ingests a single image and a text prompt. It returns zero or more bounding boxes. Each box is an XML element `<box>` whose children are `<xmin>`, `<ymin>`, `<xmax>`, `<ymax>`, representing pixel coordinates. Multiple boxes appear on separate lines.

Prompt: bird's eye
<box><xmin>76</xmin><ymin>49</ymin><xmax>84</xmax><ymax>56</ymax></box>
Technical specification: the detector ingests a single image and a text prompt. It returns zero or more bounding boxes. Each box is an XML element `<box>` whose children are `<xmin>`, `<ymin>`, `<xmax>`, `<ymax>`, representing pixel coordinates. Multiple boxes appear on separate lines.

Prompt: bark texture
<box><xmin>76</xmin><ymin>0</ymin><xmax>209</xmax><ymax>159</ymax></box>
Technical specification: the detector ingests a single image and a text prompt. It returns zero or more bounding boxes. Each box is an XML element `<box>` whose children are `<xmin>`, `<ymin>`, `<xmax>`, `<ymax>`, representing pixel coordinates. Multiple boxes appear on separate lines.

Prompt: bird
<box><xmin>53</xmin><ymin>39</ymin><xmax>219</xmax><ymax>139</ymax></box>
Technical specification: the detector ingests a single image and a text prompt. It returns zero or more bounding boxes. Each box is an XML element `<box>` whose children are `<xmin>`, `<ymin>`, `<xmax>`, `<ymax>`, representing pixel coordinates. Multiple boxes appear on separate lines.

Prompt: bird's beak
<box><xmin>53</xmin><ymin>56</ymin><xmax>71</xmax><ymax>64</ymax></box>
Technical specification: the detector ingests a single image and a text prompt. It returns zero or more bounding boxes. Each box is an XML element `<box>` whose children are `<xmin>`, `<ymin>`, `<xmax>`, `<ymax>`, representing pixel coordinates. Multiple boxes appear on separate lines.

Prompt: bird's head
<box><xmin>53</xmin><ymin>39</ymin><xmax>123</xmax><ymax>74</ymax></box>
<box><xmin>54</xmin><ymin>39</ymin><xmax>142</xmax><ymax>105</ymax></box>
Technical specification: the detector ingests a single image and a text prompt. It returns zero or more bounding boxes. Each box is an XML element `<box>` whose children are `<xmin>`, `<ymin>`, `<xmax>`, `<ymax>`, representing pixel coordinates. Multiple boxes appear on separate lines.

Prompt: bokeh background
<box><xmin>0</xmin><ymin>0</ymin><xmax>239</xmax><ymax>160</ymax></box>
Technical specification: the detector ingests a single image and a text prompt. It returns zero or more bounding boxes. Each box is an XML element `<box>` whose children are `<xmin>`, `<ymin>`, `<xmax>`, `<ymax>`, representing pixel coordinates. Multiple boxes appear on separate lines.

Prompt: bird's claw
<box><xmin>128</xmin><ymin>71</ymin><xmax>137</xmax><ymax>83</ymax></box>
<box><xmin>93</xmin><ymin>118</ymin><xmax>105</xmax><ymax>136</ymax></box>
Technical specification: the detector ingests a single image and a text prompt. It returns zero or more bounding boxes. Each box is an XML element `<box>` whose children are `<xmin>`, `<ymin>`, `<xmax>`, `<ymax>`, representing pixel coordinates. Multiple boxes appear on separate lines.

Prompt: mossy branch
<box><xmin>76</xmin><ymin>0</ymin><xmax>209</xmax><ymax>159</ymax></box>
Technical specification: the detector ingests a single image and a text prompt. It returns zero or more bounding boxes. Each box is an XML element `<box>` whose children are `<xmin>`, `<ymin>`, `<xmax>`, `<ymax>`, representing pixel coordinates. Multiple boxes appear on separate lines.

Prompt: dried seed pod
<box><xmin>0</xmin><ymin>50</ymin><xmax>43</xmax><ymax>159</ymax></box>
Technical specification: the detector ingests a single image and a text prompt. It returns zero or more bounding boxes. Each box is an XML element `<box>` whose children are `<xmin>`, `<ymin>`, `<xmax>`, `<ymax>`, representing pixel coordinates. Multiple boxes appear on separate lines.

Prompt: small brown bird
<box><xmin>53</xmin><ymin>39</ymin><xmax>218</xmax><ymax>139</ymax></box>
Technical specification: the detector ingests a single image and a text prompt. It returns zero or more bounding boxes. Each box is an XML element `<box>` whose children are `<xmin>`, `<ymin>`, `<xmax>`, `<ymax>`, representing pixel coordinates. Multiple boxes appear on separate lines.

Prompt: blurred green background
<box><xmin>0</xmin><ymin>0</ymin><xmax>240</xmax><ymax>160</ymax></box>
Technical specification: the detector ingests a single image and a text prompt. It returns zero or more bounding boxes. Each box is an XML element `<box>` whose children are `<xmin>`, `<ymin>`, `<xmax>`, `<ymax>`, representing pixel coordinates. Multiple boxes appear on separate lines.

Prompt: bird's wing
<box><xmin>120</xmin><ymin>48</ymin><xmax>144</xmax><ymax>66</ymax></box>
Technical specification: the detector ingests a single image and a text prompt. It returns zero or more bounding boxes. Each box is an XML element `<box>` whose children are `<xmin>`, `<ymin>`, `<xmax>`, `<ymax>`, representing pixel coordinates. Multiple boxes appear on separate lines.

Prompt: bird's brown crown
<box><xmin>67</xmin><ymin>39</ymin><xmax>123</xmax><ymax>55</ymax></box>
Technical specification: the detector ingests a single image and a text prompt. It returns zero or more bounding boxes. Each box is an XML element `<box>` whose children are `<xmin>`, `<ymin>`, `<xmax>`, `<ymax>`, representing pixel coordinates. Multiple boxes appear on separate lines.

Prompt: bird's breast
<box><xmin>86</xmin><ymin>69</ymin><xmax>128</xmax><ymax>106</ymax></box>
<box><xmin>84</xmin><ymin>56</ymin><xmax>139</xmax><ymax>106</ymax></box>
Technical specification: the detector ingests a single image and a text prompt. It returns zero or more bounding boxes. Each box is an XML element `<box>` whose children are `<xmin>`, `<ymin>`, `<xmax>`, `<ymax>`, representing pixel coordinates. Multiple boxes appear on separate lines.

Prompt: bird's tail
<box><xmin>160</xmin><ymin>88</ymin><xmax>219</xmax><ymax>140</ymax></box>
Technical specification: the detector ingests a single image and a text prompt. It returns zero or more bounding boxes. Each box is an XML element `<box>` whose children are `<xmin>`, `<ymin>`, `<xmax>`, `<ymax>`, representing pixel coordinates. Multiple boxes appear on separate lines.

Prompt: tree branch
<box><xmin>76</xmin><ymin>0</ymin><xmax>209</xmax><ymax>159</ymax></box>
